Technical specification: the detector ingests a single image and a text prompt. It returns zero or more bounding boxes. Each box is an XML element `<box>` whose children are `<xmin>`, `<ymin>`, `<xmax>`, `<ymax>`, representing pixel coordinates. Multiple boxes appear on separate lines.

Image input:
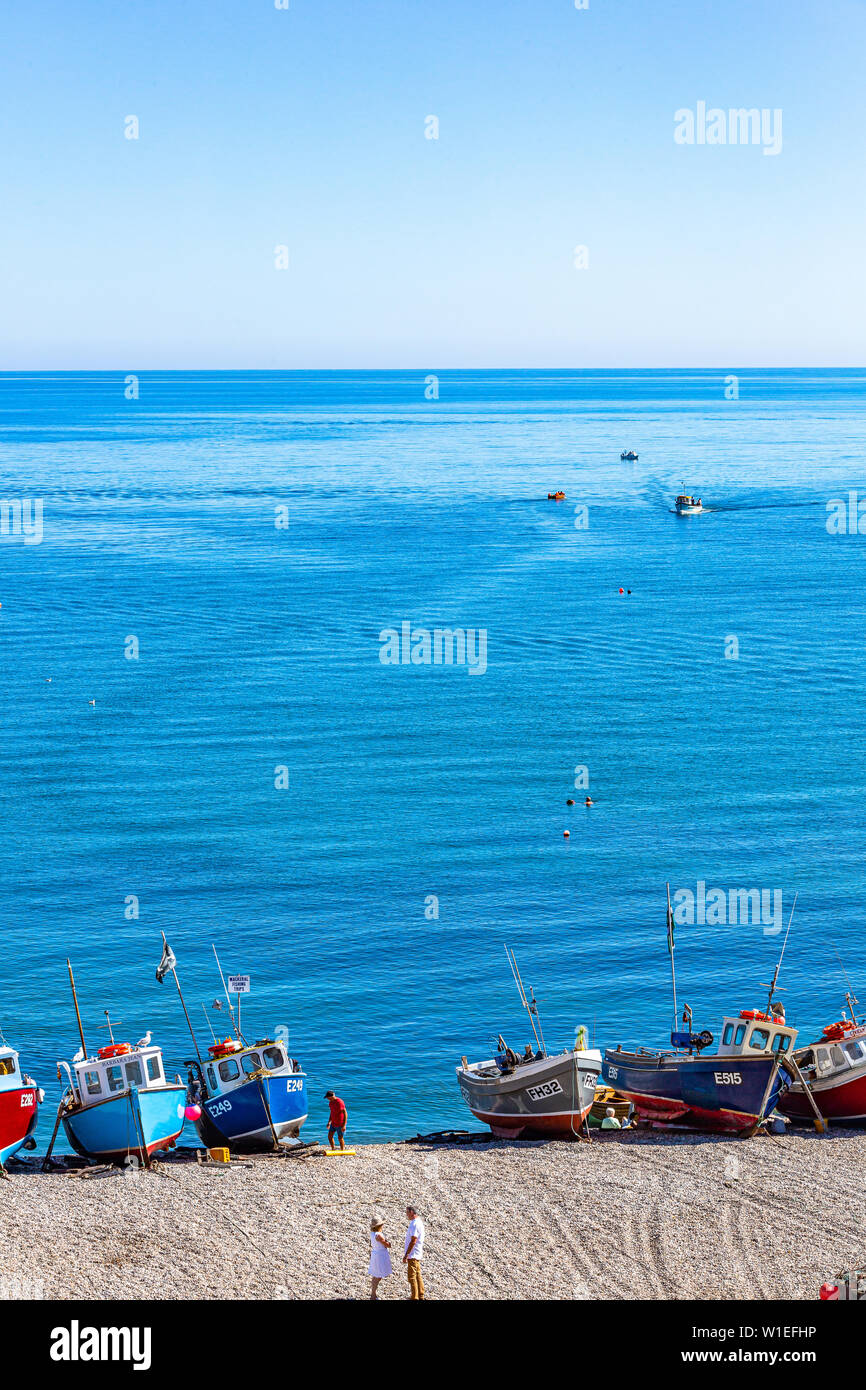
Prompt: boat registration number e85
<box><xmin>714</xmin><ymin>1072</ymin><xmax>742</xmax><ymax>1085</ymax></box>
<box><xmin>526</xmin><ymin>1080</ymin><xmax>563</xmax><ymax>1102</ymax></box>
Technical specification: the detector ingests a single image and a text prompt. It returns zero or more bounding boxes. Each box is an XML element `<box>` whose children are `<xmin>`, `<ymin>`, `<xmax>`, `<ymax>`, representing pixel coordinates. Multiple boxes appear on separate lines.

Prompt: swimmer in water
<box><xmin>585</xmin><ymin>796</ymin><xmax>593</xmax><ymax>806</ymax></box>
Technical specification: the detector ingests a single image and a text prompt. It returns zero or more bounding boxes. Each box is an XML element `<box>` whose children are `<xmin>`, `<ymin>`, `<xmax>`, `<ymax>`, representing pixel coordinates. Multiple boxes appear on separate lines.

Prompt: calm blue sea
<box><xmin>1</xmin><ymin>369</ymin><xmax>865</xmax><ymax>1148</ymax></box>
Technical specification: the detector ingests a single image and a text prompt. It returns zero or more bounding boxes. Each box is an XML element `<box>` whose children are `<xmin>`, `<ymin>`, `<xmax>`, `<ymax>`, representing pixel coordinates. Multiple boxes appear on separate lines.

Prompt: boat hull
<box><xmin>675</xmin><ymin>504</ymin><xmax>703</xmax><ymax>514</ymax></box>
<box><xmin>62</xmin><ymin>1085</ymin><xmax>186</xmax><ymax>1163</ymax></box>
<box><xmin>602</xmin><ymin>1049</ymin><xmax>789</xmax><ymax>1134</ymax></box>
<box><xmin>0</xmin><ymin>1086</ymin><xmax>39</xmax><ymax>1166</ymax></box>
<box><xmin>195</xmin><ymin>1073</ymin><xmax>308</xmax><ymax>1150</ymax></box>
<box><xmin>779</xmin><ymin>1066</ymin><xmax>866</xmax><ymax>1123</ymax></box>
<box><xmin>457</xmin><ymin>1050</ymin><xmax>602</xmax><ymax>1138</ymax></box>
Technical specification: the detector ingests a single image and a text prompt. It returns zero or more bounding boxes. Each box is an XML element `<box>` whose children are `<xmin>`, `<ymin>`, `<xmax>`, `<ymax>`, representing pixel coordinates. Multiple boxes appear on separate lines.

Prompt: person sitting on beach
<box><xmin>325</xmin><ymin>1089</ymin><xmax>348</xmax><ymax>1150</ymax></box>
<box><xmin>368</xmin><ymin>1217</ymin><xmax>392</xmax><ymax>1299</ymax></box>
<box><xmin>600</xmin><ymin>1106</ymin><xmax>621</xmax><ymax>1129</ymax></box>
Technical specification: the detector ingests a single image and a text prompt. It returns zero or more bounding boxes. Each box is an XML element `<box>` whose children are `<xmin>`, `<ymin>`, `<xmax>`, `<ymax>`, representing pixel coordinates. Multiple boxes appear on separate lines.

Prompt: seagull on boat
<box><xmin>72</xmin><ymin>1047</ymin><xmax>85</xmax><ymax>1063</ymax></box>
<box><xmin>135</xmin><ymin>1031</ymin><xmax>152</xmax><ymax>1048</ymax></box>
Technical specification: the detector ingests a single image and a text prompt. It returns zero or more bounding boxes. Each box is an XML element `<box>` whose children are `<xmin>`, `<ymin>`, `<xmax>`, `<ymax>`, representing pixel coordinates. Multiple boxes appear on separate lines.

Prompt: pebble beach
<box><xmin>1</xmin><ymin>1129</ymin><xmax>862</xmax><ymax>1301</ymax></box>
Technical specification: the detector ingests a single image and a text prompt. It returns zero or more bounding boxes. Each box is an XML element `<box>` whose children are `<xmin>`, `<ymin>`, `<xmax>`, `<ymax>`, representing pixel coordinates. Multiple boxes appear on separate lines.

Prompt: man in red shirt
<box><xmin>325</xmin><ymin>1090</ymin><xmax>347</xmax><ymax>1151</ymax></box>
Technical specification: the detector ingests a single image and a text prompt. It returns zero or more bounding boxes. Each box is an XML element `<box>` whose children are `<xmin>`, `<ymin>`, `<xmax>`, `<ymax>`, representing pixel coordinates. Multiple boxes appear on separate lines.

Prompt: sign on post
<box><xmin>227</xmin><ymin>975</ymin><xmax>250</xmax><ymax>994</ymax></box>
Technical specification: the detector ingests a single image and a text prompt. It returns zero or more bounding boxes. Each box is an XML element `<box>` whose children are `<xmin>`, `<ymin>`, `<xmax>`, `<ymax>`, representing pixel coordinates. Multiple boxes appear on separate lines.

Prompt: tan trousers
<box><xmin>407</xmin><ymin>1258</ymin><xmax>425</xmax><ymax>1300</ymax></box>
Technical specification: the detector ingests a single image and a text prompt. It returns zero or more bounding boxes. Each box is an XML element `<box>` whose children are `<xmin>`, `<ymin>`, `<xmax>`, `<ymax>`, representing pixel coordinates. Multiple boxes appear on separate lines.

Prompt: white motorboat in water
<box><xmin>675</xmin><ymin>493</ymin><xmax>703</xmax><ymax>514</ymax></box>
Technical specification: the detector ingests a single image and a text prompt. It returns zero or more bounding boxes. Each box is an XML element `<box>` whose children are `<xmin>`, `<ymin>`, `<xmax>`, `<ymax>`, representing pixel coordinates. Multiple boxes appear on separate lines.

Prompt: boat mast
<box><xmin>163</xmin><ymin>933</ymin><xmax>204</xmax><ymax>1067</ymax></box>
<box><xmin>666</xmin><ymin>883</ymin><xmax>677</xmax><ymax>1031</ymax></box>
<box><xmin>831</xmin><ymin>945</ymin><xmax>860</xmax><ymax>1020</ymax></box>
<box><xmin>505</xmin><ymin>945</ymin><xmax>546</xmax><ymax>1056</ymax></box>
<box><xmin>67</xmin><ymin>959</ymin><xmax>88</xmax><ymax>1059</ymax></box>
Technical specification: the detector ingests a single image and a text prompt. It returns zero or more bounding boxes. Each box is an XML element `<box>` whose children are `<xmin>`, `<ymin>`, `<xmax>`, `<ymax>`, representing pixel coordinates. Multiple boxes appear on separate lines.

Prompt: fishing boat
<box><xmin>779</xmin><ymin>994</ymin><xmax>866</xmax><ymax>1124</ymax></box>
<box><xmin>157</xmin><ymin>936</ymin><xmax>308</xmax><ymax>1150</ymax></box>
<box><xmin>675</xmin><ymin>493</ymin><xmax>703</xmax><ymax>514</ymax></box>
<box><xmin>48</xmin><ymin>961</ymin><xmax>186</xmax><ymax>1166</ymax></box>
<box><xmin>0</xmin><ymin>1038</ymin><xmax>42</xmax><ymax>1170</ymax></box>
<box><xmin>456</xmin><ymin>948</ymin><xmax>602</xmax><ymax>1138</ymax></box>
<box><xmin>601</xmin><ymin>888</ymin><xmax>820</xmax><ymax>1136</ymax></box>
<box><xmin>621</xmin><ymin>450</ymin><xmax>638</xmax><ymax>461</ymax></box>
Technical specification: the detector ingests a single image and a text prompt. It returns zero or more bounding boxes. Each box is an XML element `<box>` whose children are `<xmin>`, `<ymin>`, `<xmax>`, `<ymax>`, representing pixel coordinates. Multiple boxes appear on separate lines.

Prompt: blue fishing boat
<box><xmin>601</xmin><ymin>886</ymin><xmax>807</xmax><ymax>1135</ymax></box>
<box><xmin>156</xmin><ymin>935</ymin><xmax>308</xmax><ymax>1150</ymax></box>
<box><xmin>50</xmin><ymin>961</ymin><xmax>186</xmax><ymax>1166</ymax></box>
<box><xmin>186</xmin><ymin>1036</ymin><xmax>307</xmax><ymax>1150</ymax></box>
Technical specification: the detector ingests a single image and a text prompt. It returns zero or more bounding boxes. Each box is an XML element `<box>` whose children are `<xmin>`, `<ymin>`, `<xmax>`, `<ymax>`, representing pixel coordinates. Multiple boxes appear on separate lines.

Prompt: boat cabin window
<box><xmin>84</xmin><ymin>1069</ymin><xmax>102</xmax><ymax>1097</ymax></box>
<box><xmin>843</xmin><ymin>1041</ymin><xmax>865</xmax><ymax>1063</ymax></box>
<box><xmin>748</xmin><ymin>1028</ymin><xmax>770</xmax><ymax>1050</ymax></box>
<box><xmin>831</xmin><ymin>1045</ymin><xmax>846</xmax><ymax>1068</ymax></box>
<box><xmin>218</xmin><ymin>1058</ymin><xmax>239</xmax><ymax>1083</ymax></box>
<box><xmin>263</xmin><ymin>1046</ymin><xmax>284</xmax><ymax>1070</ymax></box>
<box><xmin>722</xmin><ymin>1023</ymin><xmax>733</xmax><ymax>1046</ymax></box>
<box><xmin>125</xmin><ymin>1059</ymin><xmax>143</xmax><ymax>1088</ymax></box>
<box><xmin>207</xmin><ymin>1066</ymin><xmax>217</xmax><ymax>1090</ymax></box>
<box><xmin>815</xmin><ymin>1047</ymin><xmax>832</xmax><ymax>1075</ymax></box>
<box><xmin>146</xmin><ymin>1055</ymin><xmax>162</xmax><ymax>1083</ymax></box>
<box><xmin>771</xmin><ymin>1032</ymin><xmax>791</xmax><ymax>1054</ymax></box>
<box><xmin>241</xmin><ymin>1052</ymin><xmax>262</xmax><ymax>1076</ymax></box>
<box><xmin>0</xmin><ymin>1056</ymin><xmax>16</xmax><ymax>1077</ymax></box>
<box><xmin>106</xmin><ymin>1065</ymin><xmax>124</xmax><ymax>1093</ymax></box>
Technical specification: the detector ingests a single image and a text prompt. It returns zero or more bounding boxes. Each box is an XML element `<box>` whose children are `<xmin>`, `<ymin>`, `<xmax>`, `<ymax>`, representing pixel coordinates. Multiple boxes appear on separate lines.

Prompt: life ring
<box><xmin>821</xmin><ymin>1021</ymin><xmax>854</xmax><ymax>1041</ymax></box>
<box><xmin>739</xmin><ymin>1010</ymin><xmax>770</xmax><ymax>1022</ymax></box>
<box><xmin>98</xmin><ymin>1043</ymin><xmax>131</xmax><ymax>1059</ymax></box>
<box><xmin>208</xmin><ymin>1037</ymin><xmax>241</xmax><ymax>1059</ymax></box>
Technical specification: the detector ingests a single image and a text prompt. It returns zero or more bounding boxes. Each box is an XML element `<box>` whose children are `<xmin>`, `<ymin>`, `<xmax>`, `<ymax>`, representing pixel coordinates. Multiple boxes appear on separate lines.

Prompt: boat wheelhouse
<box><xmin>0</xmin><ymin>1042</ymin><xmax>41</xmax><ymax>1169</ymax></box>
<box><xmin>186</xmin><ymin>1035</ymin><xmax>307</xmax><ymax>1150</ymax></box>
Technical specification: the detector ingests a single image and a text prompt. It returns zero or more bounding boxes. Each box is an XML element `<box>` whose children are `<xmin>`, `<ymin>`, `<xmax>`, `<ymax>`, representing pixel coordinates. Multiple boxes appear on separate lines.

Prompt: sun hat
<box><xmin>371</xmin><ymin>1217</ymin><xmax>384</xmax><ymax>1231</ymax></box>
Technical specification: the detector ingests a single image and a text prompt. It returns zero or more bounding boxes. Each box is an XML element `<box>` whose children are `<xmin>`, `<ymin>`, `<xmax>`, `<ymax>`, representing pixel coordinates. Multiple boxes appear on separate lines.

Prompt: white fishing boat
<box><xmin>675</xmin><ymin>492</ymin><xmax>703</xmax><ymax>514</ymax></box>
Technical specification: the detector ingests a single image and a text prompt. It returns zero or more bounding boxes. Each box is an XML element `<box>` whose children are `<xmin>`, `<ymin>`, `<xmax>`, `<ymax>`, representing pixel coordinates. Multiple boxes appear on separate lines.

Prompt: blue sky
<box><xmin>1</xmin><ymin>0</ymin><xmax>864</xmax><ymax>367</ymax></box>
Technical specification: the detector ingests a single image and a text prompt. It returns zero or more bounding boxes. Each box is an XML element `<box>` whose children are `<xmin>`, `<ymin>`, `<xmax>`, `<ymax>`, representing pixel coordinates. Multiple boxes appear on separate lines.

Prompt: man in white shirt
<box><xmin>403</xmin><ymin>1205</ymin><xmax>426</xmax><ymax>1300</ymax></box>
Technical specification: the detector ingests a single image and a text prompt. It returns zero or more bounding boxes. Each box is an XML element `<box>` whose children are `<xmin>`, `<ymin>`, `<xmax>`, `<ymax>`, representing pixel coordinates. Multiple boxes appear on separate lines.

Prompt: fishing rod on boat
<box><xmin>504</xmin><ymin>945</ymin><xmax>546</xmax><ymax>1057</ymax></box>
<box><xmin>201</xmin><ymin>1003</ymin><xmax>218</xmax><ymax>1043</ymax></box>
<box><xmin>831</xmin><ymin>944</ymin><xmax>860</xmax><ymax>1021</ymax></box>
<box><xmin>760</xmin><ymin>891</ymin><xmax>797</xmax><ymax>1018</ymax></box>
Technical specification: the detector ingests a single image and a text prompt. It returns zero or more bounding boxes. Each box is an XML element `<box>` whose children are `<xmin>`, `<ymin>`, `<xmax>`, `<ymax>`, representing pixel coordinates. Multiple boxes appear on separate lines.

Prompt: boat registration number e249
<box><xmin>714</xmin><ymin>1071</ymin><xmax>742</xmax><ymax>1085</ymax></box>
<box><xmin>210</xmin><ymin>1099</ymin><xmax>233</xmax><ymax>1118</ymax></box>
<box><xmin>526</xmin><ymin>1080</ymin><xmax>563</xmax><ymax>1102</ymax></box>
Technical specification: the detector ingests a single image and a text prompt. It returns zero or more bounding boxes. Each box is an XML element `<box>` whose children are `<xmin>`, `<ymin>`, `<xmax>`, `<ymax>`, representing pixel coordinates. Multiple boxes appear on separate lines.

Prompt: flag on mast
<box><xmin>155</xmin><ymin>938</ymin><xmax>177</xmax><ymax>984</ymax></box>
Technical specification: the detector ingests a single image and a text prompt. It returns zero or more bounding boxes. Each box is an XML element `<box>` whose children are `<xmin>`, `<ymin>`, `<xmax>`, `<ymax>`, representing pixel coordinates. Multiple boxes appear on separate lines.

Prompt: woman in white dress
<box><xmin>368</xmin><ymin>1217</ymin><xmax>393</xmax><ymax>1299</ymax></box>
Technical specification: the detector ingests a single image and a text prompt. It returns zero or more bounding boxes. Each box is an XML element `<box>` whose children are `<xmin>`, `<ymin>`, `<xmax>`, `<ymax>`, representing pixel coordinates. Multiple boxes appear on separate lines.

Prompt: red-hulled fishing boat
<box><xmin>0</xmin><ymin>1039</ymin><xmax>41</xmax><ymax>1170</ymax></box>
<box><xmin>779</xmin><ymin>995</ymin><xmax>866</xmax><ymax>1123</ymax></box>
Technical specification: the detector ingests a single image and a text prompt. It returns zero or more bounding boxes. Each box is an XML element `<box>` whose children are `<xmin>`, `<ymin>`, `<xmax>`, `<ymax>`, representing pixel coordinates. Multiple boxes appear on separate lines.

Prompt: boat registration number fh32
<box><xmin>714</xmin><ymin>1072</ymin><xmax>742</xmax><ymax>1085</ymax></box>
<box><xmin>526</xmin><ymin>1080</ymin><xmax>563</xmax><ymax>1102</ymax></box>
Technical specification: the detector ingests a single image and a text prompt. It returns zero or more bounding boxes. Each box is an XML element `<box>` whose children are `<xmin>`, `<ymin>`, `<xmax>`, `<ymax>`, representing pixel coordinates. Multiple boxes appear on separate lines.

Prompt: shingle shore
<box><xmin>0</xmin><ymin>1130</ymin><xmax>861</xmax><ymax>1300</ymax></box>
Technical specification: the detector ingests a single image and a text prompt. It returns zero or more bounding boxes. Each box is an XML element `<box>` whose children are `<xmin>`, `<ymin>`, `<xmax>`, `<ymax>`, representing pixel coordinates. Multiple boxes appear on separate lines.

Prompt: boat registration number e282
<box><xmin>526</xmin><ymin>1080</ymin><xmax>563</xmax><ymax>1102</ymax></box>
<box><xmin>20</xmin><ymin>1093</ymin><xmax>34</xmax><ymax>1107</ymax></box>
<box><xmin>714</xmin><ymin>1071</ymin><xmax>742</xmax><ymax>1085</ymax></box>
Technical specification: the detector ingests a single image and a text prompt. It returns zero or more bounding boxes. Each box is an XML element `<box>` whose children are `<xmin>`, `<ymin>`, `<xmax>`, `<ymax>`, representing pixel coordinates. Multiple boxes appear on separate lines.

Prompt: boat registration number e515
<box><xmin>714</xmin><ymin>1071</ymin><xmax>742</xmax><ymax>1085</ymax></box>
<box><xmin>526</xmin><ymin>1080</ymin><xmax>563</xmax><ymax>1102</ymax></box>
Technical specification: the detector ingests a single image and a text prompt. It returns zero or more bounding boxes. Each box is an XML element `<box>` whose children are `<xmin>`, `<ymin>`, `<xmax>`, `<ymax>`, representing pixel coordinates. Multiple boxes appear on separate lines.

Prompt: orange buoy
<box><xmin>566</xmin><ymin>798</ymin><xmax>574</xmax><ymax>806</ymax></box>
<box><xmin>563</xmin><ymin>830</ymin><xmax>570</xmax><ymax>838</ymax></box>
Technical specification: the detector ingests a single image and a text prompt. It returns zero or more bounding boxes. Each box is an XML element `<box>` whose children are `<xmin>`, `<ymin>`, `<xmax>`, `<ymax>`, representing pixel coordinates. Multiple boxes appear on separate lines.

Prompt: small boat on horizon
<box><xmin>49</xmin><ymin>961</ymin><xmax>186</xmax><ymax>1166</ymax></box>
<box><xmin>456</xmin><ymin>948</ymin><xmax>602</xmax><ymax>1138</ymax></box>
<box><xmin>0</xmin><ymin>1036</ymin><xmax>42</xmax><ymax>1171</ymax></box>
<box><xmin>621</xmin><ymin>449</ymin><xmax>638</xmax><ymax>461</ymax></box>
